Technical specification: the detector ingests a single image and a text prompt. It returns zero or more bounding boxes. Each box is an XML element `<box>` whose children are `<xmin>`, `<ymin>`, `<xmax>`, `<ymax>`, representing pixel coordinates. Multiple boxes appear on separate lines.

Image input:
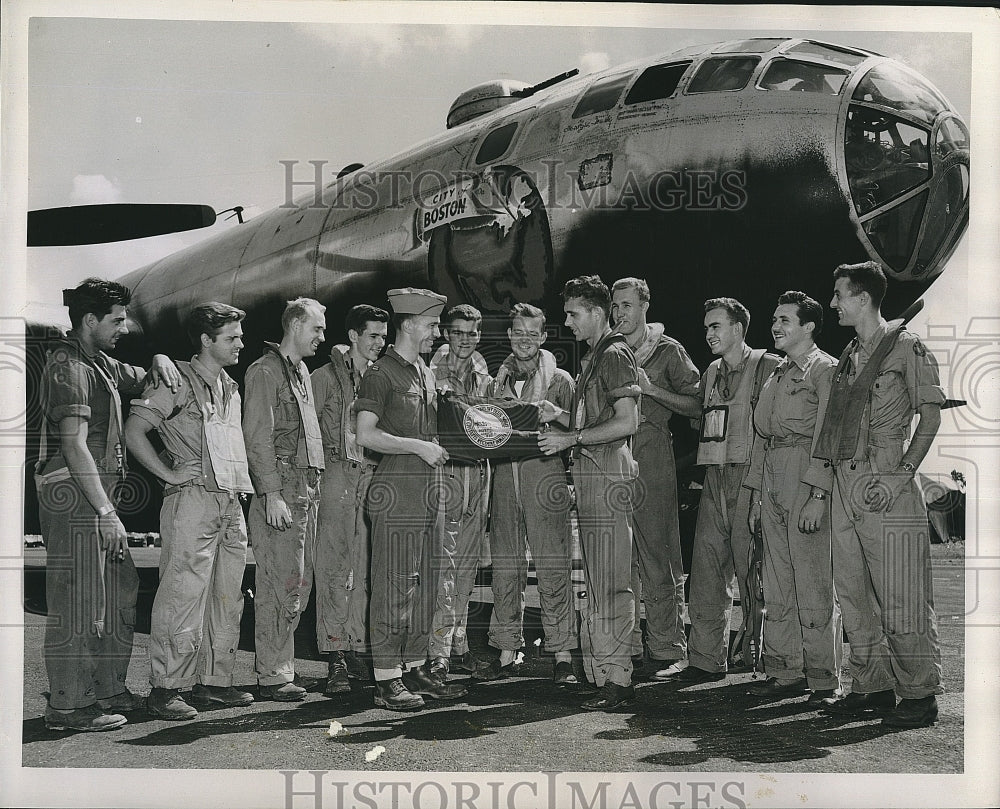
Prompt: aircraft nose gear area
<box><xmin>842</xmin><ymin>62</ymin><xmax>970</xmax><ymax>282</ymax></box>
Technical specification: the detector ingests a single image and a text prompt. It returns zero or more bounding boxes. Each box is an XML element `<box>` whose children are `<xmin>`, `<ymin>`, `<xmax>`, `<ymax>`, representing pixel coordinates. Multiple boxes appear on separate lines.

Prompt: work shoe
<box><xmin>373</xmin><ymin>678</ymin><xmax>425</xmax><ymax>711</ymax></box>
<box><xmin>258</xmin><ymin>681</ymin><xmax>307</xmax><ymax>702</ymax></box>
<box><xmin>581</xmin><ymin>682</ymin><xmax>636</xmax><ymax>711</ymax></box>
<box><xmin>651</xmin><ymin>659</ymin><xmax>689</xmax><ymax>681</ymax></box>
<box><xmin>807</xmin><ymin>687</ymin><xmax>845</xmax><ymax>708</ymax></box>
<box><xmin>821</xmin><ymin>688</ymin><xmax>896</xmax><ymax>716</ymax></box>
<box><xmin>345</xmin><ymin>650</ymin><xmax>374</xmax><ymax>682</ymax></box>
<box><xmin>45</xmin><ymin>704</ymin><xmax>128</xmax><ymax>732</ymax></box>
<box><xmin>450</xmin><ymin>650</ymin><xmax>486</xmax><ymax>674</ymax></box>
<box><xmin>428</xmin><ymin>656</ymin><xmax>450</xmax><ymax>680</ymax></box>
<box><xmin>474</xmin><ymin>652</ymin><xmax>526</xmax><ymax>681</ymax></box>
<box><xmin>748</xmin><ymin>677</ymin><xmax>809</xmax><ymax>699</ymax></box>
<box><xmin>402</xmin><ymin>665</ymin><xmax>468</xmax><ymax>700</ymax></box>
<box><xmin>676</xmin><ymin>665</ymin><xmax>726</xmax><ymax>684</ymax></box>
<box><xmin>96</xmin><ymin>690</ymin><xmax>145</xmax><ymax>711</ymax></box>
<box><xmin>324</xmin><ymin>652</ymin><xmax>351</xmax><ymax>696</ymax></box>
<box><xmin>553</xmin><ymin>660</ymin><xmax>578</xmax><ymax>685</ymax></box>
<box><xmin>190</xmin><ymin>684</ymin><xmax>254</xmax><ymax>707</ymax></box>
<box><xmin>882</xmin><ymin>696</ymin><xmax>938</xmax><ymax>728</ymax></box>
<box><xmin>147</xmin><ymin>687</ymin><xmax>198</xmax><ymax>720</ymax></box>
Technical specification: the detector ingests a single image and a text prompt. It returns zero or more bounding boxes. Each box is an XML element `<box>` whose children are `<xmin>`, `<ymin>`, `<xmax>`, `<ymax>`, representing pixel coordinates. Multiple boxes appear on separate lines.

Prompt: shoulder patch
<box><xmin>370</xmin><ymin>363</ymin><xmax>380</xmax><ymax>372</ymax></box>
<box><xmin>912</xmin><ymin>338</ymin><xmax>927</xmax><ymax>358</ymax></box>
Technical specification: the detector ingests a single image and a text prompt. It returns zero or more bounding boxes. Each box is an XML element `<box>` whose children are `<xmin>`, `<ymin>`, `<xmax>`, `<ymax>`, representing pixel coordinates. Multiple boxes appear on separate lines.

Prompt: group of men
<box><xmin>36</xmin><ymin>259</ymin><xmax>943</xmax><ymax>732</ymax></box>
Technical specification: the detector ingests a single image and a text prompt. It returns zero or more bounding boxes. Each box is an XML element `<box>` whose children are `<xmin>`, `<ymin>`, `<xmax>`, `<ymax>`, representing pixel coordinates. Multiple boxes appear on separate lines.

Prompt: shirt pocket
<box><xmin>390</xmin><ymin>387</ymin><xmax>427</xmax><ymax>435</ymax></box>
<box><xmin>275</xmin><ymin>389</ymin><xmax>301</xmax><ymax>431</ymax></box>
<box><xmin>781</xmin><ymin>380</ymin><xmax>818</xmax><ymax>431</ymax></box>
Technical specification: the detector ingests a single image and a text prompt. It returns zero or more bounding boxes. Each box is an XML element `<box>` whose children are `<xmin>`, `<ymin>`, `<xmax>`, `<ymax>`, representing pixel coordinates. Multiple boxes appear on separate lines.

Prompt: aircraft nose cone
<box><xmin>843</xmin><ymin>61</ymin><xmax>969</xmax><ymax>283</ymax></box>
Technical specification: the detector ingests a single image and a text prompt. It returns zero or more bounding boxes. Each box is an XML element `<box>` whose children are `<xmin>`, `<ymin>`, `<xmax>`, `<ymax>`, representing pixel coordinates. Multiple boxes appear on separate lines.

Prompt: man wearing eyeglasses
<box><xmin>485</xmin><ymin>303</ymin><xmax>577</xmax><ymax>683</ymax></box>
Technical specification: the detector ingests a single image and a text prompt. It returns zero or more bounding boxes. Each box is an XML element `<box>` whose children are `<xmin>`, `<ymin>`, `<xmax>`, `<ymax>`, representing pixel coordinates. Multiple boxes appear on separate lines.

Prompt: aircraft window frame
<box><xmin>571</xmin><ymin>72</ymin><xmax>635</xmax><ymax>119</ymax></box>
<box><xmin>685</xmin><ymin>56</ymin><xmax>761</xmax><ymax>94</ymax></box>
<box><xmin>712</xmin><ymin>38</ymin><xmax>789</xmax><ymax>54</ymax></box>
<box><xmin>624</xmin><ymin>61</ymin><xmax>693</xmax><ymax>105</ymax></box>
<box><xmin>474</xmin><ymin>121</ymin><xmax>519</xmax><ymax>165</ymax></box>
<box><xmin>845</xmin><ymin>106</ymin><xmax>932</xmax><ymax>216</ymax></box>
<box><xmin>782</xmin><ymin>41</ymin><xmax>870</xmax><ymax>68</ymax></box>
<box><xmin>756</xmin><ymin>58</ymin><xmax>850</xmax><ymax>94</ymax></box>
<box><xmin>851</xmin><ymin>62</ymin><xmax>949</xmax><ymax>126</ymax></box>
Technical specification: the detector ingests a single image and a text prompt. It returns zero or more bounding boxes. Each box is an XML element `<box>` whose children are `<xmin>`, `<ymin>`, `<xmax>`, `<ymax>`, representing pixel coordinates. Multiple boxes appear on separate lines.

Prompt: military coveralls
<box><xmin>36</xmin><ymin>335</ymin><xmax>144</xmax><ymax>710</ymax></box>
<box><xmin>688</xmin><ymin>347</ymin><xmax>780</xmax><ymax>673</ymax></box>
<box><xmin>428</xmin><ymin>345</ymin><xmax>492</xmax><ymax>661</ymax></box>
<box><xmin>488</xmin><ymin>348</ymin><xmax>576</xmax><ymax>654</ymax></box>
<box><xmin>571</xmin><ymin>333</ymin><xmax>640</xmax><ymax>688</ymax></box>
<box><xmin>130</xmin><ymin>357</ymin><xmax>253</xmax><ymax>689</ymax></box>
<box><xmin>243</xmin><ymin>343</ymin><xmax>325</xmax><ymax>687</ymax></box>
<box><xmin>744</xmin><ymin>347</ymin><xmax>841</xmax><ymax>690</ymax></box>
<box><xmin>312</xmin><ymin>345</ymin><xmax>376</xmax><ymax>655</ymax></box>
<box><xmin>355</xmin><ymin>346</ymin><xmax>441</xmax><ymax>677</ymax></box>
<box><xmin>823</xmin><ymin>323</ymin><xmax>943</xmax><ymax>699</ymax></box>
<box><xmin>629</xmin><ymin>323</ymin><xmax>701</xmax><ymax>663</ymax></box>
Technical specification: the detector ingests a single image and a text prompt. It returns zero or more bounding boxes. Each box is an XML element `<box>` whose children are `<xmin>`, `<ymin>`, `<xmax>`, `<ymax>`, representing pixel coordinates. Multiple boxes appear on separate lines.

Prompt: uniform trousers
<box><xmin>831</xmin><ymin>440</ymin><xmax>942</xmax><ymax>699</ymax></box>
<box><xmin>367</xmin><ymin>455</ymin><xmax>440</xmax><ymax>677</ymax></box>
<box><xmin>572</xmin><ymin>451</ymin><xmax>635</xmax><ymax>688</ymax></box>
<box><xmin>687</xmin><ymin>463</ymin><xmax>754</xmax><ymax>673</ymax></box>
<box><xmin>315</xmin><ymin>459</ymin><xmax>374</xmax><ymax>653</ymax></box>
<box><xmin>248</xmin><ymin>460</ymin><xmax>321</xmax><ymax>686</ymax></box>
<box><xmin>759</xmin><ymin>445</ymin><xmax>841</xmax><ymax>689</ymax></box>
<box><xmin>150</xmin><ymin>485</ymin><xmax>248</xmax><ymax>689</ymax></box>
<box><xmin>488</xmin><ymin>458</ymin><xmax>575</xmax><ymax>653</ymax></box>
<box><xmin>430</xmin><ymin>461</ymin><xmax>488</xmax><ymax>659</ymax></box>
<box><xmin>39</xmin><ymin>474</ymin><xmax>138</xmax><ymax>710</ymax></box>
<box><xmin>630</xmin><ymin>424</ymin><xmax>687</xmax><ymax>661</ymax></box>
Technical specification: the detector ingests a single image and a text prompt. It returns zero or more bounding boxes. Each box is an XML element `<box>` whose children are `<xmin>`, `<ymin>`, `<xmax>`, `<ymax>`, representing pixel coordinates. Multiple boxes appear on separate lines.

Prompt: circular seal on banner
<box><xmin>463</xmin><ymin>403</ymin><xmax>512</xmax><ymax>449</ymax></box>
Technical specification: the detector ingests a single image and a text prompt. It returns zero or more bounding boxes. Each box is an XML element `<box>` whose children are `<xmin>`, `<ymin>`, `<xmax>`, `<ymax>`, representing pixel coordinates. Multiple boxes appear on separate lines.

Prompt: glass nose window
<box><xmin>852</xmin><ymin>63</ymin><xmax>948</xmax><ymax>125</ymax></box>
<box><xmin>845</xmin><ymin>107</ymin><xmax>931</xmax><ymax>215</ymax></box>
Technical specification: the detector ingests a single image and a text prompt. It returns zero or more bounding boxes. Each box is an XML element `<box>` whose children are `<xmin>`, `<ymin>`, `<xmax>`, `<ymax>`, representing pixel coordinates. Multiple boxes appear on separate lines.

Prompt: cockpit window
<box><xmin>784</xmin><ymin>41</ymin><xmax>870</xmax><ymax>67</ymax></box>
<box><xmin>845</xmin><ymin>107</ymin><xmax>931</xmax><ymax>215</ymax></box>
<box><xmin>852</xmin><ymin>63</ymin><xmax>948</xmax><ymax>125</ymax></box>
<box><xmin>935</xmin><ymin>117</ymin><xmax>970</xmax><ymax>160</ymax></box>
<box><xmin>758</xmin><ymin>58</ymin><xmax>849</xmax><ymax>94</ymax></box>
<box><xmin>625</xmin><ymin>61</ymin><xmax>692</xmax><ymax>104</ymax></box>
<box><xmin>686</xmin><ymin>57</ymin><xmax>759</xmax><ymax>93</ymax></box>
<box><xmin>572</xmin><ymin>73</ymin><xmax>633</xmax><ymax>118</ymax></box>
<box><xmin>475</xmin><ymin>122</ymin><xmax>518</xmax><ymax>165</ymax></box>
<box><xmin>713</xmin><ymin>38</ymin><xmax>788</xmax><ymax>53</ymax></box>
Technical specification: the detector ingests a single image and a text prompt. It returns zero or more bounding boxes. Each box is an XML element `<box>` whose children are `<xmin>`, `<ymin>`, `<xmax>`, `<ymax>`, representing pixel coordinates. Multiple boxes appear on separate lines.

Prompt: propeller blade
<box><xmin>27</xmin><ymin>203</ymin><xmax>216</xmax><ymax>246</ymax></box>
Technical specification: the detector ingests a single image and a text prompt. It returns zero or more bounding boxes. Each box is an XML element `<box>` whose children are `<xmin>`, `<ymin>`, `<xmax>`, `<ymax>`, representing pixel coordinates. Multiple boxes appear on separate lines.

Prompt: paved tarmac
<box><xmin>19</xmin><ymin>554</ymin><xmax>964</xmax><ymax>773</ymax></box>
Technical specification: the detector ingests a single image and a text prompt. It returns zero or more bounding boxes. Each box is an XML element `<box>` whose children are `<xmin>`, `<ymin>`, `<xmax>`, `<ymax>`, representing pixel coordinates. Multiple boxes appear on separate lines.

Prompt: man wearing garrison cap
<box><xmin>355</xmin><ymin>288</ymin><xmax>469</xmax><ymax>710</ymax></box>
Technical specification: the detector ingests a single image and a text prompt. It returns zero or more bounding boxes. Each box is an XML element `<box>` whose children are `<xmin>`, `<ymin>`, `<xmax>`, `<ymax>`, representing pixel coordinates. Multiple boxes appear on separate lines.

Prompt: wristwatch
<box><xmin>900</xmin><ymin>461</ymin><xmax>917</xmax><ymax>475</ymax></box>
<box><xmin>96</xmin><ymin>503</ymin><xmax>116</xmax><ymax>517</ymax></box>
<box><xmin>809</xmin><ymin>490</ymin><xmax>827</xmax><ymax>500</ymax></box>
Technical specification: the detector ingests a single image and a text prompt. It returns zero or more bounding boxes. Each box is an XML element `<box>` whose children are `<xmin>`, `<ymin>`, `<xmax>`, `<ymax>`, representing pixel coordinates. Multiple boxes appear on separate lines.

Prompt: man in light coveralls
<box><xmin>817</xmin><ymin>261</ymin><xmax>944</xmax><ymax>728</ymax></box>
<box><xmin>126</xmin><ymin>302</ymin><xmax>255</xmax><ymax>719</ymax></box>
<box><xmin>312</xmin><ymin>304</ymin><xmax>389</xmax><ymax>694</ymax></box>
<box><xmin>243</xmin><ymin>298</ymin><xmax>327</xmax><ymax>701</ymax></box>
<box><xmin>488</xmin><ymin>303</ymin><xmax>577</xmax><ymax>683</ymax></box>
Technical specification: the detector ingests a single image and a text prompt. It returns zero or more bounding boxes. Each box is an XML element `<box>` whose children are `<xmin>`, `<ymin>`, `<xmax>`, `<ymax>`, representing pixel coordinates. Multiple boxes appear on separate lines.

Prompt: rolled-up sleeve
<box><xmin>902</xmin><ymin>332</ymin><xmax>946</xmax><ymax>409</ymax></box>
<box><xmin>46</xmin><ymin>358</ymin><xmax>93</xmax><ymax>423</ymax></box>
<box><xmin>600</xmin><ymin>346</ymin><xmax>639</xmax><ymax>403</ymax></box>
<box><xmin>129</xmin><ymin>378</ymin><xmax>183</xmax><ymax>431</ymax></box>
<box><xmin>243</xmin><ymin>363</ymin><xmax>281</xmax><ymax>495</ymax></box>
<box><xmin>662</xmin><ymin>342</ymin><xmax>701</xmax><ymax>398</ymax></box>
<box><xmin>355</xmin><ymin>368</ymin><xmax>392</xmax><ymax>421</ymax></box>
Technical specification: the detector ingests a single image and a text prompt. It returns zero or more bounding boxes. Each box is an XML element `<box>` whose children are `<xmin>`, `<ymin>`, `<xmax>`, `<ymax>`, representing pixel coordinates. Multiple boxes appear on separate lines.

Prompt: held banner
<box><xmin>437</xmin><ymin>391</ymin><xmax>546</xmax><ymax>461</ymax></box>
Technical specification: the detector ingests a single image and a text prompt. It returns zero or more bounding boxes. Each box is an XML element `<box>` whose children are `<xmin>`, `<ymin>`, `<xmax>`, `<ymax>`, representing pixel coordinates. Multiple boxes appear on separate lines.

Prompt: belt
<box><xmin>164</xmin><ymin>477</ymin><xmax>244</xmax><ymax>499</ymax></box>
<box><xmin>764</xmin><ymin>435</ymin><xmax>811</xmax><ymax>450</ymax></box>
